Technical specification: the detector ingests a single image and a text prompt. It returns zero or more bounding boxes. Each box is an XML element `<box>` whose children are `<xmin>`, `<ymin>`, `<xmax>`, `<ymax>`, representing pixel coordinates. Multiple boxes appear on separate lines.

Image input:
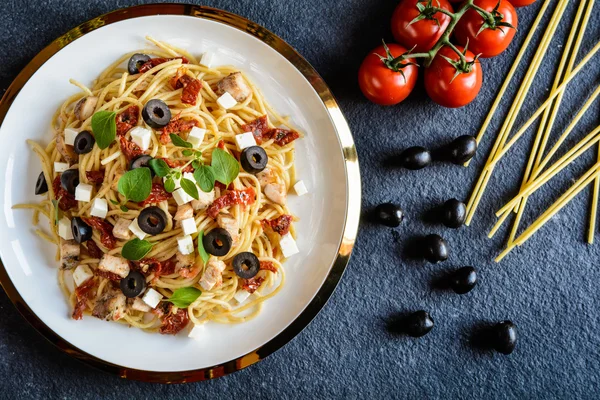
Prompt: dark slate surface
<box><xmin>1</xmin><ymin>0</ymin><xmax>599</xmax><ymax>398</ymax></box>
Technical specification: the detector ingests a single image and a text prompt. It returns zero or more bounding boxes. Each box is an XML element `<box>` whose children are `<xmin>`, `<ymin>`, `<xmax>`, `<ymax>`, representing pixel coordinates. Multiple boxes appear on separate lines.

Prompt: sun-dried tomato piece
<box><xmin>172</xmin><ymin>74</ymin><xmax>202</xmax><ymax>106</ymax></box>
<box><xmin>207</xmin><ymin>187</ymin><xmax>256</xmax><ymax>219</ymax></box>
<box><xmin>262</xmin><ymin>214</ymin><xmax>293</xmax><ymax>236</ymax></box>
<box><xmin>85</xmin><ymin>240</ymin><xmax>103</xmax><ymax>259</ymax></box>
<box><xmin>241</xmin><ymin>115</ymin><xmax>268</xmax><ymax>144</ymax></box>
<box><xmin>72</xmin><ymin>277</ymin><xmax>96</xmax><ymax>320</ymax></box>
<box><xmin>116</xmin><ymin>105</ymin><xmax>139</xmax><ymax>136</ymax></box>
<box><xmin>217</xmin><ymin>140</ymin><xmax>225</xmax><ymax>149</ymax></box>
<box><xmin>159</xmin><ymin>118</ymin><xmax>198</xmax><ymax>144</ymax></box>
<box><xmin>263</xmin><ymin>128</ymin><xmax>300</xmax><ymax>146</ymax></box>
<box><xmin>138</xmin><ymin>183</ymin><xmax>172</xmax><ymax>206</ymax></box>
<box><xmin>119</xmin><ymin>136</ymin><xmax>144</xmax><ymax>161</ymax></box>
<box><xmin>159</xmin><ymin>305</ymin><xmax>190</xmax><ymax>335</ymax></box>
<box><xmin>242</xmin><ymin>276</ymin><xmax>265</xmax><ymax>294</ymax></box>
<box><xmin>85</xmin><ymin>170</ymin><xmax>105</xmax><ymax>185</ymax></box>
<box><xmin>139</xmin><ymin>56</ymin><xmax>189</xmax><ymax>74</ymax></box>
<box><xmin>95</xmin><ymin>269</ymin><xmax>122</xmax><ymax>281</ymax></box>
<box><xmin>260</xmin><ymin>261</ymin><xmax>277</xmax><ymax>273</ymax></box>
<box><xmin>82</xmin><ymin>217</ymin><xmax>116</xmax><ymax>250</ymax></box>
<box><xmin>52</xmin><ymin>176</ymin><xmax>78</xmax><ymax>211</ymax></box>
<box><xmin>161</xmin><ymin>158</ymin><xmax>194</xmax><ymax>173</ymax></box>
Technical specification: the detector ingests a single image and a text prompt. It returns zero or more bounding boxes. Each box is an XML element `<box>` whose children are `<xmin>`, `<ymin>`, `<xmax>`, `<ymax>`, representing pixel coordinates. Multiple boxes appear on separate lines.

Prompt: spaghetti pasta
<box><xmin>16</xmin><ymin>37</ymin><xmax>304</xmax><ymax>336</ymax></box>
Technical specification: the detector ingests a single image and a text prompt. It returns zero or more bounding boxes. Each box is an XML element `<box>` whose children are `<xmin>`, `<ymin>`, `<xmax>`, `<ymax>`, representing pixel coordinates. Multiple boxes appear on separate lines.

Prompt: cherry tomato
<box><xmin>391</xmin><ymin>0</ymin><xmax>454</xmax><ymax>52</ymax></box>
<box><xmin>454</xmin><ymin>0</ymin><xmax>518</xmax><ymax>58</ymax></box>
<box><xmin>424</xmin><ymin>46</ymin><xmax>482</xmax><ymax>108</ymax></box>
<box><xmin>358</xmin><ymin>44</ymin><xmax>418</xmax><ymax>106</ymax></box>
<box><xmin>508</xmin><ymin>0</ymin><xmax>536</xmax><ymax>7</ymax></box>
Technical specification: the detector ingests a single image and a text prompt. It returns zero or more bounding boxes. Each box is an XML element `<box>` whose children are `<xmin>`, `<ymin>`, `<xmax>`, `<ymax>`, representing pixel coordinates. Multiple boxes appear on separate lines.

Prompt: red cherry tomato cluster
<box><xmin>359</xmin><ymin>0</ymin><xmax>527</xmax><ymax>108</ymax></box>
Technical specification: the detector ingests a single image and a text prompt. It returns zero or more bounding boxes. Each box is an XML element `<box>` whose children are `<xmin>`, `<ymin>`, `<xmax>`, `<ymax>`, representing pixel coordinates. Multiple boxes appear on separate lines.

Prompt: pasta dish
<box><xmin>15</xmin><ymin>37</ymin><xmax>307</xmax><ymax>337</ymax></box>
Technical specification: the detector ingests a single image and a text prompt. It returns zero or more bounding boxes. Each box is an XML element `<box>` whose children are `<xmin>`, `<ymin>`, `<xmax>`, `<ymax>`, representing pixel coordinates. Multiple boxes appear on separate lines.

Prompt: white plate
<box><xmin>0</xmin><ymin>5</ymin><xmax>360</xmax><ymax>382</ymax></box>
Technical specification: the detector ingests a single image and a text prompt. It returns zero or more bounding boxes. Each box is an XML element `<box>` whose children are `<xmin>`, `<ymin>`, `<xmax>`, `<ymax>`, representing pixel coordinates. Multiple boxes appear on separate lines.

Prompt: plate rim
<box><xmin>0</xmin><ymin>3</ymin><xmax>361</xmax><ymax>383</ymax></box>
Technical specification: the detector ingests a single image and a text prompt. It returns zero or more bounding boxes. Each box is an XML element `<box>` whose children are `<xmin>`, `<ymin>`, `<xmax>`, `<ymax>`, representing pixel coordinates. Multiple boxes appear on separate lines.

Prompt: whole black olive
<box><xmin>449</xmin><ymin>266</ymin><xmax>477</xmax><ymax>294</ymax></box>
<box><xmin>446</xmin><ymin>135</ymin><xmax>477</xmax><ymax>165</ymax></box>
<box><xmin>137</xmin><ymin>206</ymin><xmax>167</xmax><ymax>235</ymax></box>
<box><xmin>421</xmin><ymin>234</ymin><xmax>448</xmax><ymax>263</ymax></box>
<box><xmin>203</xmin><ymin>228</ymin><xmax>233</xmax><ymax>256</ymax></box>
<box><xmin>232</xmin><ymin>252</ymin><xmax>260</xmax><ymax>279</ymax></box>
<box><xmin>130</xmin><ymin>154</ymin><xmax>155</xmax><ymax>176</ymax></box>
<box><xmin>71</xmin><ymin>217</ymin><xmax>92</xmax><ymax>243</ymax></box>
<box><xmin>240</xmin><ymin>146</ymin><xmax>268</xmax><ymax>174</ymax></box>
<box><xmin>399</xmin><ymin>146</ymin><xmax>432</xmax><ymax>170</ymax></box>
<box><xmin>404</xmin><ymin>310</ymin><xmax>434</xmax><ymax>337</ymax></box>
<box><xmin>491</xmin><ymin>320</ymin><xmax>517</xmax><ymax>355</ymax></box>
<box><xmin>142</xmin><ymin>99</ymin><xmax>171</xmax><ymax>129</ymax></box>
<box><xmin>35</xmin><ymin>171</ymin><xmax>48</xmax><ymax>195</ymax></box>
<box><xmin>440</xmin><ymin>198</ymin><xmax>467</xmax><ymax>228</ymax></box>
<box><xmin>373</xmin><ymin>203</ymin><xmax>404</xmax><ymax>227</ymax></box>
<box><xmin>60</xmin><ymin>169</ymin><xmax>80</xmax><ymax>195</ymax></box>
<box><xmin>120</xmin><ymin>271</ymin><xmax>147</xmax><ymax>298</ymax></box>
<box><xmin>127</xmin><ymin>53</ymin><xmax>151</xmax><ymax>75</ymax></box>
<box><xmin>73</xmin><ymin>131</ymin><xmax>95</xmax><ymax>154</ymax></box>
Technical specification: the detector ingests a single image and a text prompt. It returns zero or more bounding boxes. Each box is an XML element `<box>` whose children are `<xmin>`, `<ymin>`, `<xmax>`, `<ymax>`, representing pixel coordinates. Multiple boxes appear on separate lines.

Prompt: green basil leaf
<box><xmin>211</xmin><ymin>148</ymin><xmax>239</xmax><ymax>185</ymax></box>
<box><xmin>164</xmin><ymin>177</ymin><xmax>176</xmax><ymax>193</ymax></box>
<box><xmin>148</xmin><ymin>158</ymin><xmax>170</xmax><ymax>178</ymax></box>
<box><xmin>110</xmin><ymin>199</ymin><xmax>119</xmax><ymax>205</ymax></box>
<box><xmin>182</xmin><ymin>149</ymin><xmax>193</xmax><ymax>157</ymax></box>
<box><xmin>181</xmin><ymin>178</ymin><xmax>199</xmax><ymax>200</ymax></box>
<box><xmin>91</xmin><ymin>111</ymin><xmax>117</xmax><ymax>150</ymax></box>
<box><xmin>194</xmin><ymin>165</ymin><xmax>215</xmax><ymax>193</ymax></box>
<box><xmin>170</xmin><ymin>134</ymin><xmax>193</xmax><ymax>148</ymax></box>
<box><xmin>117</xmin><ymin>168</ymin><xmax>152</xmax><ymax>202</ymax></box>
<box><xmin>198</xmin><ymin>231</ymin><xmax>210</xmax><ymax>265</ymax></box>
<box><xmin>192</xmin><ymin>160</ymin><xmax>200</xmax><ymax>169</ymax></box>
<box><xmin>166</xmin><ymin>287</ymin><xmax>202</xmax><ymax>308</ymax></box>
<box><xmin>120</xmin><ymin>205</ymin><xmax>129</xmax><ymax>212</ymax></box>
<box><xmin>121</xmin><ymin>238</ymin><xmax>153</xmax><ymax>261</ymax></box>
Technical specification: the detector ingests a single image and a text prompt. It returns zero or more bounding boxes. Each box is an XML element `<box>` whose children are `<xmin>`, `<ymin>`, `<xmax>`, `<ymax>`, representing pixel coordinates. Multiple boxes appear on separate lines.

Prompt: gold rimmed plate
<box><xmin>0</xmin><ymin>4</ymin><xmax>360</xmax><ymax>383</ymax></box>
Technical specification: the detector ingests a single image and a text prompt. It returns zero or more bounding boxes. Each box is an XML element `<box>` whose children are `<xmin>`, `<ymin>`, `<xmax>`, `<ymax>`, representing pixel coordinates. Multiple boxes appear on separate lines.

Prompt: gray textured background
<box><xmin>1</xmin><ymin>0</ymin><xmax>600</xmax><ymax>398</ymax></box>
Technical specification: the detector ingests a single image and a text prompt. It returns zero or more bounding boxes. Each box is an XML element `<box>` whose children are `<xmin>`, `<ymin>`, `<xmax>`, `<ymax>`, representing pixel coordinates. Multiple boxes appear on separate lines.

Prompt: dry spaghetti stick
<box><xmin>464</xmin><ymin>0</ymin><xmax>553</xmax><ymax>167</ymax></box>
<box><xmin>465</xmin><ymin>0</ymin><xmax>570</xmax><ymax>225</ymax></box>
<box><xmin>506</xmin><ymin>0</ymin><xmax>590</xmax><ymax>243</ymax></box>
<box><xmin>589</xmin><ymin>148</ymin><xmax>600</xmax><ymax>243</ymax></box>
<box><xmin>496</xmin><ymin>162</ymin><xmax>600</xmax><ymax>262</ymax></box>
<box><xmin>496</xmin><ymin>124</ymin><xmax>600</xmax><ymax>217</ymax></box>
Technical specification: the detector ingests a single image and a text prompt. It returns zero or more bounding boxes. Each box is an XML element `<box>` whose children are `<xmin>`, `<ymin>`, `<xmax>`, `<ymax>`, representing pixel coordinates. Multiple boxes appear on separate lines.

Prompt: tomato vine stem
<box><xmin>389</xmin><ymin>0</ymin><xmax>495</xmax><ymax>69</ymax></box>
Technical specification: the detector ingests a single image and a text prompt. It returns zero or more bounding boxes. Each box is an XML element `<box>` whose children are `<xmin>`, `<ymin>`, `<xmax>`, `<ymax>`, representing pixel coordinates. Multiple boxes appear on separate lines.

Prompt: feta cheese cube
<box><xmin>142</xmin><ymin>288</ymin><xmax>163</xmax><ymax>309</ymax></box>
<box><xmin>294</xmin><ymin>180</ymin><xmax>308</xmax><ymax>196</ymax></box>
<box><xmin>216</xmin><ymin>92</ymin><xmax>237</xmax><ymax>109</ymax></box>
<box><xmin>233</xmin><ymin>289</ymin><xmax>251</xmax><ymax>304</ymax></box>
<box><xmin>90</xmin><ymin>198</ymin><xmax>108</xmax><ymax>218</ymax></box>
<box><xmin>128</xmin><ymin>219</ymin><xmax>147</xmax><ymax>240</ymax></box>
<box><xmin>180</xmin><ymin>217</ymin><xmax>197</xmax><ymax>235</ymax></box>
<box><xmin>54</xmin><ymin>162</ymin><xmax>69</xmax><ymax>173</ymax></box>
<box><xmin>279</xmin><ymin>233</ymin><xmax>299</xmax><ymax>258</ymax></box>
<box><xmin>72</xmin><ymin>264</ymin><xmax>93</xmax><ymax>287</ymax></box>
<box><xmin>199</xmin><ymin>52</ymin><xmax>214</xmax><ymax>68</ymax></box>
<box><xmin>64</xmin><ymin>128</ymin><xmax>79</xmax><ymax>146</ymax></box>
<box><xmin>129</xmin><ymin>127</ymin><xmax>152</xmax><ymax>151</ymax></box>
<box><xmin>234</xmin><ymin>132</ymin><xmax>257</xmax><ymax>151</ymax></box>
<box><xmin>58</xmin><ymin>217</ymin><xmax>73</xmax><ymax>240</ymax></box>
<box><xmin>188</xmin><ymin>323</ymin><xmax>205</xmax><ymax>340</ymax></box>
<box><xmin>75</xmin><ymin>183</ymin><xmax>93</xmax><ymax>202</ymax></box>
<box><xmin>187</xmin><ymin>127</ymin><xmax>206</xmax><ymax>148</ymax></box>
<box><xmin>177</xmin><ymin>235</ymin><xmax>194</xmax><ymax>255</ymax></box>
<box><xmin>173</xmin><ymin>188</ymin><xmax>194</xmax><ymax>206</ymax></box>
